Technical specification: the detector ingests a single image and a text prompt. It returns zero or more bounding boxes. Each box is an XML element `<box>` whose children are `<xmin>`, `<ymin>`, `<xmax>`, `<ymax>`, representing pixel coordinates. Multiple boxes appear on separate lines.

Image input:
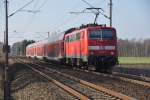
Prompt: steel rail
<box><xmin>24</xmin><ymin>59</ymin><xmax>137</xmax><ymax>100</ymax></box>
<box><xmin>36</xmin><ymin>59</ymin><xmax>150</xmax><ymax>87</ymax></box>
<box><xmin>15</xmin><ymin>59</ymin><xmax>90</xmax><ymax>100</ymax></box>
<box><xmin>119</xmin><ymin>63</ymin><xmax>150</xmax><ymax>65</ymax></box>
<box><xmin>43</xmin><ymin>67</ymin><xmax>136</xmax><ymax>100</ymax></box>
<box><xmin>76</xmin><ymin>68</ymin><xmax>150</xmax><ymax>87</ymax></box>
<box><xmin>113</xmin><ymin>72</ymin><xmax>150</xmax><ymax>83</ymax></box>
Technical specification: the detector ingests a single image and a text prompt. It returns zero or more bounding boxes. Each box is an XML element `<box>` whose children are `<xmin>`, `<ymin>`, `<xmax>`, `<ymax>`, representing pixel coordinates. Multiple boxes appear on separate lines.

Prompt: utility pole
<box><xmin>3</xmin><ymin>1</ymin><xmax>35</xmax><ymax>99</ymax></box>
<box><xmin>48</xmin><ymin>32</ymin><xmax>50</xmax><ymax>38</ymax></box>
<box><xmin>109</xmin><ymin>0</ymin><xmax>112</xmax><ymax>27</ymax></box>
<box><xmin>4</xmin><ymin>0</ymin><xmax>10</xmax><ymax>99</ymax></box>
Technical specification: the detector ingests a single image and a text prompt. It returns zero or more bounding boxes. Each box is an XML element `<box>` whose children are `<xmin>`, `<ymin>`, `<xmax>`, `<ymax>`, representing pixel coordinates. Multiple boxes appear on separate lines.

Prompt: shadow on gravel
<box><xmin>9</xmin><ymin>63</ymin><xmax>45</xmax><ymax>93</ymax></box>
<box><xmin>0</xmin><ymin>62</ymin><xmax>4</xmax><ymax>100</ymax></box>
<box><xmin>114</xmin><ymin>65</ymin><xmax>150</xmax><ymax>77</ymax></box>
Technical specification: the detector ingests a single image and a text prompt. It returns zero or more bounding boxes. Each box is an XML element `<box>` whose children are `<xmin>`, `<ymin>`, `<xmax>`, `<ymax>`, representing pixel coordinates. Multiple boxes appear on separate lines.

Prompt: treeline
<box><xmin>11</xmin><ymin>39</ymin><xmax>150</xmax><ymax>57</ymax></box>
<box><xmin>118</xmin><ymin>39</ymin><xmax>150</xmax><ymax>57</ymax></box>
<box><xmin>11</xmin><ymin>40</ymin><xmax>35</xmax><ymax>56</ymax></box>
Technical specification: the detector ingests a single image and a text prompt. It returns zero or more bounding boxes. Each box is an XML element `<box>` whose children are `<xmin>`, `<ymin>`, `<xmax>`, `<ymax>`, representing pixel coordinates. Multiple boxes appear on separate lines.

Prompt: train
<box><xmin>26</xmin><ymin>24</ymin><xmax>118</xmax><ymax>71</ymax></box>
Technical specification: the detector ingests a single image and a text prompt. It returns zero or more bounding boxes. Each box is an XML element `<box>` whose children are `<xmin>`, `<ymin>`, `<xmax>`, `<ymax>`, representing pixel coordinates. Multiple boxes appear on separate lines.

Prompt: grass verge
<box><xmin>118</xmin><ymin>57</ymin><xmax>150</xmax><ymax>64</ymax></box>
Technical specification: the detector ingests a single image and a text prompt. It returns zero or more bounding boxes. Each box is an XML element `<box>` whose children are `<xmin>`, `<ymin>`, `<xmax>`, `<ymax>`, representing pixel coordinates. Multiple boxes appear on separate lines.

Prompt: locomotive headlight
<box><xmin>110</xmin><ymin>51</ymin><xmax>114</xmax><ymax>55</ymax></box>
<box><xmin>89</xmin><ymin>46</ymin><xmax>99</xmax><ymax>50</ymax></box>
<box><xmin>105</xmin><ymin>46</ymin><xmax>115</xmax><ymax>50</ymax></box>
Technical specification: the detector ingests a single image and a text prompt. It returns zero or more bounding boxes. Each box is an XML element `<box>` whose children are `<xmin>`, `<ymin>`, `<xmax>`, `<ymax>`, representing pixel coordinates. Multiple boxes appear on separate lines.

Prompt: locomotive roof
<box><xmin>65</xmin><ymin>24</ymin><xmax>107</xmax><ymax>34</ymax></box>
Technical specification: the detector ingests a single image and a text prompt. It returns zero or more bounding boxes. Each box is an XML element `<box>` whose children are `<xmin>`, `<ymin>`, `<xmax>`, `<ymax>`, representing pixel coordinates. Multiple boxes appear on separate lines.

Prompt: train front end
<box><xmin>87</xmin><ymin>26</ymin><xmax>118</xmax><ymax>71</ymax></box>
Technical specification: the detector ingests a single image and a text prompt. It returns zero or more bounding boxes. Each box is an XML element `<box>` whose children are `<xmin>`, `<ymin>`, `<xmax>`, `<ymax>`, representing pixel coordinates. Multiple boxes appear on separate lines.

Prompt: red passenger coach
<box><xmin>26</xmin><ymin>32</ymin><xmax>64</xmax><ymax>61</ymax></box>
<box><xmin>45</xmin><ymin>33</ymin><xmax>64</xmax><ymax>61</ymax></box>
<box><xmin>26</xmin><ymin>43</ymin><xmax>36</xmax><ymax>57</ymax></box>
<box><xmin>26</xmin><ymin>40</ymin><xmax>46</xmax><ymax>58</ymax></box>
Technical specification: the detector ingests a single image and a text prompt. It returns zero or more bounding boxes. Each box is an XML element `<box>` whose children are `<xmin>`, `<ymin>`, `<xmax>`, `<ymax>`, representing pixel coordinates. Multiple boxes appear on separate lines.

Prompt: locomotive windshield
<box><xmin>89</xmin><ymin>29</ymin><xmax>114</xmax><ymax>39</ymax></box>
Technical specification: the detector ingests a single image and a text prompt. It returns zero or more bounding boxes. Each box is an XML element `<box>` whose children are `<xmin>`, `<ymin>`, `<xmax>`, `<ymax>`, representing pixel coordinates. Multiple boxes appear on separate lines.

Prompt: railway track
<box><xmin>39</xmin><ymin>59</ymin><xmax>150</xmax><ymax>87</ymax></box>
<box><xmin>112</xmin><ymin>72</ymin><xmax>150</xmax><ymax>84</ymax></box>
<box><xmin>74</xmin><ymin>68</ymin><xmax>150</xmax><ymax>87</ymax></box>
<box><xmin>15</xmin><ymin>58</ymin><xmax>136</xmax><ymax>100</ymax></box>
<box><xmin>32</xmin><ymin>58</ymin><xmax>150</xmax><ymax>88</ymax></box>
<box><xmin>26</xmin><ymin>58</ymin><xmax>150</xmax><ymax>100</ymax></box>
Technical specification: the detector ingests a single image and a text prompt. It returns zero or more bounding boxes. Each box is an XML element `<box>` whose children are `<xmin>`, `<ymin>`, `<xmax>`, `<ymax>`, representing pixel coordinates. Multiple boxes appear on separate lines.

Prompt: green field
<box><xmin>118</xmin><ymin>57</ymin><xmax>150</xmax><ymax>64</ymax></box>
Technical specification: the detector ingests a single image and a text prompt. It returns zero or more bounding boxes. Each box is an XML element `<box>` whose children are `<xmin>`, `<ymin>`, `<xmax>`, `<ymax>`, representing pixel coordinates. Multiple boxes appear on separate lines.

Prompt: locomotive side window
<box><xmin>89</xmin><ymin>29</ymin><xmax>114</xmax><ymax>39</ymax></box>
<box><xmin>67</xmin><ymin>32</ymin><xmax>80</xmax><ymax>42</ymax></box>
<box><xmin>73</xmin><ymin>34</ymin><xmax>76</xmax><ymax>41</ymax></box>
<box><xmin>69</xmin><ymin>35</ymin><xmax>75</xmax><ymax>42</ymax></box>
<box><xmin>76</xmin><ymin>33</ymin><xmax>80</xmax><ymax>40</ymax></box>
<box><xmin>65</xmin><ymin>36</ymin><xmax>69</xmax><ymax>42</ymax></box>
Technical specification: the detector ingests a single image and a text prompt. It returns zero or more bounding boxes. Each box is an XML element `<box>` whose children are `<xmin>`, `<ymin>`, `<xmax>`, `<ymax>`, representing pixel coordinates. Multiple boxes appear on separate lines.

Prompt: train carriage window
<box><xmin>67</xmin><ymin>33</ymin><xmax>81</xmax><ymax>42</ymax></box>
<box><xmin>67</xmin><ymin>36</ymin><xmax>69</xmax><ymax>42</ymax></box>
<box><xmin>65</xmin><ymin>36</ymin><xmax>69</xmax><ymax>42</ymax></box>
<box><xmin>69</xmin><ymin>34</ymin><xmax>76</xmax><ymax>42</ymax></box>
<box><xmin>69</xmin><ymin>35</ymin><xmax>72</xmax><ymax>42</ymax></box>
<box><xmin>73</xmin><ymin>34</ymin><xmax>76</xmax><ymax>41</ymax></box>
<box><xmin>76</xmin><ymin>33</ymin><xmax>80</xmax><ymax>40</ymax></box>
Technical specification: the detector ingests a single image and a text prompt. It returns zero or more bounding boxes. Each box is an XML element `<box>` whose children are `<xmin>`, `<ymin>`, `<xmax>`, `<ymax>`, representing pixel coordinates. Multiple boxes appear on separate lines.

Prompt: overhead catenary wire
<box><xmin>48</xmin><ymin>0</ymin><xmax>105</xmax><ymax>34</ymax></box>
<box><xmin>7</xmin><ymin>0</ymin><xmax>47</xmax><ymax>45</ymax></box>
<box><xmin>8</xmin><ymin>0</ymin><xmax>35</xmax><ymax>17</ymax></box>
<box><xmin>22</xmin><ymin>0</ymin><xmax>48</xmax><ymax>33</ymax></box>
<box><xmin>81</xmin><ymin>0</ymin><xmax>104</xmax><ymax>12</ymax></box>
<box><xmin>47</xmin><ymin>1</ymin><xmax>84</xmax><ymax>33</ymax></box>
<box><xmin>51</xmin><ymin>0</ymin><xmax>112</xmax><ymax>34</ymax></box>
<box><xmin>80</xmin><ymin>0</ymin><xmax>112</xmax><ymax>26</ymax></box>
<box><xmin>8</xmin><ymin>0</ymin><xmax>47</xmax><ymax>43</ymax></box>
<box><xmin>81</xmin><ymin>0</ymin><xmax>95</xmax><ymax>8</ymax></box>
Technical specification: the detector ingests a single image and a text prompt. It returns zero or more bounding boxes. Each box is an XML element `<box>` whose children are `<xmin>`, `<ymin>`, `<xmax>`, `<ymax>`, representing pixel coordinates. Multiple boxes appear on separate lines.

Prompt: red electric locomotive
<box><xmin>26</xmin><ymin>24</ymin><xmax>118</xmax><ymax>71</ymax></box>
<box><xmin>64</xmin><ymin>24</ymin><xmax>118</xmax><ymax>71</ymax></box>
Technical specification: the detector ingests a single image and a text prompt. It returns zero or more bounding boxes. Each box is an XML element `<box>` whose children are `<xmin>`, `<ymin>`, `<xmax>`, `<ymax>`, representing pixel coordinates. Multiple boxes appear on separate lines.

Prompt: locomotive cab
<box><xmin>87</xmin><ymin>27</ymin><xmax>118</xmax><ymax>71</ymax></box>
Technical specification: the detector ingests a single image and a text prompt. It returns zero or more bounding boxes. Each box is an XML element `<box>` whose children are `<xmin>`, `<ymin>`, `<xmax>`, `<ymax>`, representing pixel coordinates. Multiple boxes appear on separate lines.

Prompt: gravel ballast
<box><xmin>36</xmin><ymin>61</ymin><xmax>150</xmax><ymax>100</ymax></box>
<box><xmin>10</xmin><ymin>63</ymin><xmax>76</xmax><ymax>100</ymax></box>
<box><xmin>114</xmin><ymin>64</ymin><xmax>150</xmax><ymax>77</ymax></box>
<box><xmin>0</xmin><ymin>62</ymin><xmax>4</xmax><ymax>100</ymax></box>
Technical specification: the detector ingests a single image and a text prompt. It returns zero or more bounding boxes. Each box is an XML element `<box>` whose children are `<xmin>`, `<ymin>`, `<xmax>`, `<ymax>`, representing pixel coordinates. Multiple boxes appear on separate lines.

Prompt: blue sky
<box><xmin>0</xmin><ymin>0</ymin><xmax>150</xmax><ymax>45</ymax></box>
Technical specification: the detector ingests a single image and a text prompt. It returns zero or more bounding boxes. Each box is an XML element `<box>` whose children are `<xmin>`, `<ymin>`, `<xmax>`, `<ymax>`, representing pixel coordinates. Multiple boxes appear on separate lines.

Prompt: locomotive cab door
<box><xmin>64</xmin><ymin>36</ymin><xmax>69</xmax><ymax>63</ymax></box>
<box><xmin>43</xmin><ymin>44</ymin><xmax>46</xmax><ymax>58</ymax></box>
<box><xmin>80</xmin><ymin>30</ymin><xmax>88</xmax><ymax>64</ymax></box>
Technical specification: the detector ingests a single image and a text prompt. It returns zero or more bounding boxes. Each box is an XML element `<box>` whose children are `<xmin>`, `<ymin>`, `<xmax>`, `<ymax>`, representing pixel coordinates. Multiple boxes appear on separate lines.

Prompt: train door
<box><xmin>76</xmin><ymin>32</ymin><xmax>81</xmax><ymax>59</ymax></box>
<box><xmin>43</xmin><ymin>44</ymin><xmax>46</xmax><ymax>57</ymax></box>
<box><xmin>34</xmin><ymin>45</ymin><xmax>36</xmax><ymax>57</ymax></box>
<box><xmin>64</xmin><ymin>35</ymin><xmax>69</xmax><ymax>63</ymax></box>
<box><xmin>76</xmin><ymin>32</ymin><xmax>81</xmax><ymax>66</ymax></box>
<box><xmin>80</xmin><ymin>30</ymin><xmax>88</xmax><ymax>63</ymax></box>
<box><xmin>45</xmin><ymin>43</ymin><xmax>48</xmax><ymax>59</ymax></box>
